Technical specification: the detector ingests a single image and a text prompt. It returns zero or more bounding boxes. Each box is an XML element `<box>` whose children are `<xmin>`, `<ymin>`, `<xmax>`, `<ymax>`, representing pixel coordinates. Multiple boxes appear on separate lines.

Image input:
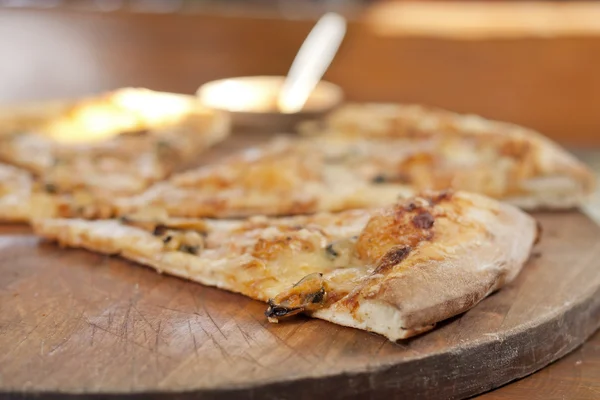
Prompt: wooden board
<box><xmin>1</xmin><ymin>136</ymin><xmax>600</xmax><ymax>400</ymax></box>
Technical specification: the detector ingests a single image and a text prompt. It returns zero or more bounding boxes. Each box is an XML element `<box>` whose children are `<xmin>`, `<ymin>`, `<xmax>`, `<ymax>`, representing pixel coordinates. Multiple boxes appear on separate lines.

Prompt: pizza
<box><xmin>0</xmin><ymin>88</ymin><xmax>230</xmax><ymax>222</ymax></box>
<box><xmin>300</xmin><ymin>103</ymin><xmax>595</xmax><ymax>209</ymax></box>
<box><xmin>33</xmin><ymin>190</ymin><xmax>538</xmax><ymax>340</ymax></box>
<box><xmin>0</xmin><ymin>162</ymin><xmax>34</xmax><ymax>222</ymax></box>
<box><xmin>85</xmin><ymin>103</ymin><xmax>594</xmax><ymax>220</ymax></box>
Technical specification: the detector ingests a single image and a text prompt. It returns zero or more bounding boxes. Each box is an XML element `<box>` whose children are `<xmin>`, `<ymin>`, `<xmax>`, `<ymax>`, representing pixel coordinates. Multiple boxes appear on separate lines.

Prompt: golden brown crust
<box><xmin>33</xmin><ymin>191</ymin><xmax>536</xmax><ymax>341</ymax></box>
<box><xmin>314</xmin><ymin>191</ymin><xmax>537</xmax><ymax>340</ymax></box>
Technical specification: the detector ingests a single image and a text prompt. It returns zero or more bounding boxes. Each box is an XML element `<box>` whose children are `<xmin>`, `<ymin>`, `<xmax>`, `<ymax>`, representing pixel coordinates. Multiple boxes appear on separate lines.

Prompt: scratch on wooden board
<box><xmin>197</xmin><ymin>308</ymin><xmax>227</xmax><ymax>340</ymax></box>
<box><xmin>133</xmin><ymin>304</ymin><xmax>158</xmax><ymax>334</ymax></box>
<box><xmin>282</xmin><ymin>318</ymin><xmax>309</xmax><ymax>342</ymax></box>
<box><xmin>187</xmin><ymin>286</ymin><xmax>202</xmax><ymax>313</ymax></box>
<box><xmin>245</xmin><ymin>310</ymin><xmax>315</xmax><ymax>366</ymax></box>
<box><xmin>322</xmin><ymin>329</ymin><xmax>343</xmax><ymax>360</ymax></box>
<box><xmin>187</xmin><ymin>320</ymin><xmax>199</xmax><ymax>358</ymax></box>
<box><xmin>90</xmin><ymin>322</ymin><xmax>97</xmax><ymax>346</ymax></box>
<box><xmin>154</xmin><ymin>320</ymin><xmax>163</xmax><ymax>376</ymax></box>
<box><xmin>204</xmin><ymin>330</ymin><xmax>235</xmax><ymax>366</ymax></box>
<box><xmin>83</xmin><ymin>317</ymin><xmax>173</xmax><ymax>357</ymax></box>
<box><xmin>375</xmin><ymin>339</ymin><xmax>388</xmax><ymax>356</ymax></box>
<box><xmin>48</xmin><ymin>332</ymin><xmax>75</xmax><ymax>355</ymax></box>
<box><xmin>528</xmin><ymin>333</ymin><xmax>537</xmax><ymax>365</ymax></box>
<box><xmin>155</xmin><ymin>320</ymin><xmax>162</xmax><ymax>352</ymax></box>
<box><xmin>154</xmin><ymin>304</ymin><xmax>194</xmax><ymax>315</ymax></box>
<box><xmin>119</xmin><ymin>302</ymin><xmax>132</xmax><ymax>341</ymax></box>
<box><xmin>1</xmin><ymin>322</ymin><xmax>41</xmax><ymax>363</ymax></box>
<box><xmin>238</xmin><ymin>325</ymin><xmax>253</xmax><ymax>347</ymax></box>
<box><xmin>498</xmin><ymin>287</ymin><xmax>524</xmax><ymax>331</ymax></box>
<box><xmin>239</xmin><ymin>350</ymin><xmax>269</xmax><ymax>370</ymax></box>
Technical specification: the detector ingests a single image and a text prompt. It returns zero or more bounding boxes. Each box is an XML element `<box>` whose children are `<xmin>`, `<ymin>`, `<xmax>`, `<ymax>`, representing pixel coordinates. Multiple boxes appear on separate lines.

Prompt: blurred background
<box><xmin>1</xmin><ymin>0</ymin><xmax>599</xmax><ymax>145</ymax></box>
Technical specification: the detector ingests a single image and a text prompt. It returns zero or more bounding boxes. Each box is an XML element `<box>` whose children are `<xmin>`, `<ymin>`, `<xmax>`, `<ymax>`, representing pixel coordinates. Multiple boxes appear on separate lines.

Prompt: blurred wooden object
<box><xmin>367</xmin><ymin>2</ymin><xmax>600</xmax><ymax>38</ymax></box>
<box><xmin>0</xmin><ymin>4</ymin><xmax>599</xmax><ymax>145</ymax></box>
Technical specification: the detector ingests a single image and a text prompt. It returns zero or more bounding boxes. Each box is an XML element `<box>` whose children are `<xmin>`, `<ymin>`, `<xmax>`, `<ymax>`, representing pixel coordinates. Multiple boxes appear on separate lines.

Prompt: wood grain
<box><xmin>0</xmin><ymin>136</ymin><xmax>599</xmax><ymax>399</ymax></box>
<box><xmin>1</xmin><ymin>7</ymin><xmax>600</xmax><ymax>146</ymax></box>
<box><xmin>479</xmin><ymin>330</ymin><xmax>600</xmax><ymax>400</ymax></box>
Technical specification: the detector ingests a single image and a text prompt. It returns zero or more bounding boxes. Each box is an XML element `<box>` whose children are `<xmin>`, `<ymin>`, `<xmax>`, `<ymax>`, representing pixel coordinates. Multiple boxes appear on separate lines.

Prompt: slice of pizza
<box><xmin>300</xmin><ymin>103</ymin><xmax>595</xmax><ymax>209</ymax></box>
<box><xmin>33</xmin><ymin>191</ymin><xmax>538</xmax><ymax>340</ymax></box>
<box><xmin>0</xmin><ymin>88</ymin><xmax>230</xmax><ymax>222</ymax></box>
<box><xmin>103</xmin><ymin>103</ymin><xmax>594</xmax><ymax>219</ymax></box>
<box><xmin>0</xmin><ymin>163</ymin><xmax>35</xmax><ymax>222</ymax></box>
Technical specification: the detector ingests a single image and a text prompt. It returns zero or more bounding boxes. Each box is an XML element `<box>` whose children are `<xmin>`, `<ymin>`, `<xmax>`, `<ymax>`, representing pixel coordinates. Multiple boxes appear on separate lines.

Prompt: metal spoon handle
<box><xmin>277</xmin><ymin>12</ymin><xmax>346</xmax><ymax>114</ymax></box>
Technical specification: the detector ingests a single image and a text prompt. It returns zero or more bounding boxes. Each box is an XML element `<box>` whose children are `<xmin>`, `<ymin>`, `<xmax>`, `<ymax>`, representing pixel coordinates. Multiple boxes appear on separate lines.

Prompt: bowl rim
<box><xmin>196</xmin><ymin>75</ymin><xmax>344</xmax><ymax>115</ymax></box>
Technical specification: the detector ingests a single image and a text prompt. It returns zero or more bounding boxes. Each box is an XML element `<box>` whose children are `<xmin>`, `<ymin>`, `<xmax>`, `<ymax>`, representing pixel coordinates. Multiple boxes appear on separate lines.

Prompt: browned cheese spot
<box><xmin>252</xmin><ymin>236</ymin><xmax>315</xmax><ymax>261</ymax></box>
<box><xmin>373</xmin><ymin>245</ymin><xmax>412</xmax><ymax>275</ymax></box>
<box><xmin>356</xmin><ymin>195</ymin><xmax>443</xmax><ymax>263</ymax></box>
<box><xmin>412</xmin><ymin>211</ymin><xmax>435</xmax><ymax>229</ymax></box>
<box><xmin>425</xmin><ymin>189</ymin><xmax>454</xmax><ymax>206</ymax></box>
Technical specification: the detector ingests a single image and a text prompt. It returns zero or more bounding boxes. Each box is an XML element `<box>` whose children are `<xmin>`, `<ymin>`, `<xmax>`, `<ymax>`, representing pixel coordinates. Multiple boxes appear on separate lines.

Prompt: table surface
<box><xmin>0</xmin><ymin>5</ymin><xmax>599</xmax><ymax>398</ymax></box>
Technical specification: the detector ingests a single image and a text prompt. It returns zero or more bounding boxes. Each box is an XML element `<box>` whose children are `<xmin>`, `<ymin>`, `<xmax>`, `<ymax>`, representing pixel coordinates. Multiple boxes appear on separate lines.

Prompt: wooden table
<box><xmin>0</xmin><ymin>4</ymin><xmax>599</xmax><ymax>399</ymax></box>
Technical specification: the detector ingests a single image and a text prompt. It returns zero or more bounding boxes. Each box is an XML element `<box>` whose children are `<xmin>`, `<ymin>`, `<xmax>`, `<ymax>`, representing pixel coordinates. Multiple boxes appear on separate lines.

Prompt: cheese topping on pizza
<box><xmin>113</xmin><ymin>104</ymin><xmax>594</xmax><ymax>219</ymax></box>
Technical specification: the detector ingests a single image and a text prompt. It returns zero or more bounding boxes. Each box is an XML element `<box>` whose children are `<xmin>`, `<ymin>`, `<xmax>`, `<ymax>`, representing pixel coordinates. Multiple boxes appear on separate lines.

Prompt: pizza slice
<box><xmin>96</xmin><ymin>103</ymin><xmax>594</xmax><ymax>219</ymax></box>
<box><xmin>300</xmin><ymin>103</ymin><xmax>595</xmax><ymax>209</ymax></box>
<box><xmin>33</xmin><ymin>191</ymin><xmax>538</xmax><ymax>340</ymax></box>
<box><xmin>0</xmin><ymin>162</ymin><xmax>34</xmax><ymax>222</ymax></box>
<box><xmin>0</xmin><ymin>88</ymin><xmax>230</xmax><ymax>222</ymax></box>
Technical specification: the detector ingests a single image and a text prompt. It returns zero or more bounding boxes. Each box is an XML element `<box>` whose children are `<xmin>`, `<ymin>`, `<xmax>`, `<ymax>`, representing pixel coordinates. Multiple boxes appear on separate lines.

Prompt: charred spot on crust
<box><xmin>265</xmin><ymin>300</ymin><xmax>303</xmax><ymax>319</ymax></box>
<box><xmin>374</xmin><ymin>245</ymin><xmax>412</xmax><ymax>275</ymax></box>
<box><xmin>127</xmin><ymin>129</ymin><xmax>149</xmax><ymax>136</ymax></box>
<box><xmin>178</xmin><ymin>244</ymin><xmax>199</xmax><ymax>255</ymax></box>
<box><xmin>43</xmin><ymin>183</ymin><xmax>58</xmax><ymax>194</ymax></box>
<box><xmin>427</xmin><ymin>190</ymin><xmax>453</xmax><ymax>206</ymax></box>
<box><xmin>372</xmin><ymin>173</ymin><xmax>411</xmax><ymax>185</ymax></box>
<box><xmin>155</xmin><ymin>140</ymin><xmax>175</xmax><ymax>158</ymax></box>
<box><xmin>311</xmin><ymin>288</ymin><xmax>325</xmax><ymax>304</ymax></box>
<box><xmin>156</xmin><ymin>139</ymin><xmax>171</xmax><ymax>149</ymax></box>
<box><xmin>412</xmin><ymin>211</ymin><xmax>435</xmax><ymax>229</ymax></box>
<box><xmin>162</xmin><ymin>235</ymin><xmax>173</xmax><ymax>244</ymax></box>
<box><xmin>371</xmin><ymin>174</ymin><xmax>387</xmax><ymax>184</ymax></box>
<box><xmin>534</xmin><ymin>220</ymin><xmax>543</xmax><ymax>245</ymax></box>
<box><xmin>52</xmin><ymin>158</ymin><xmax>67</xmax><ymax>166</ymax></box>
<box><xmin>404</xmin><ymin>202</ymin><xmax>417</xmax><ymax>212</ymax></box>
<box><xmin>325</xmin><ymin>243</ymin><xmax>339</xmax><ymax>258</ymax></box>
<box><xmin>153</xmin><ymin>224</ymin><xmax>167</xmax><ymax>236</ymax></box>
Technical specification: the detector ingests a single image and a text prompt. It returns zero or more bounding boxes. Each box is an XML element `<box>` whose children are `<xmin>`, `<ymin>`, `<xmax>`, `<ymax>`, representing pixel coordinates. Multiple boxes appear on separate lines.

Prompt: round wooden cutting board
<box><xmin>0</xmin><ymin>137</ymin><xmax>599</xmax><ymax>399</ymax></box>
